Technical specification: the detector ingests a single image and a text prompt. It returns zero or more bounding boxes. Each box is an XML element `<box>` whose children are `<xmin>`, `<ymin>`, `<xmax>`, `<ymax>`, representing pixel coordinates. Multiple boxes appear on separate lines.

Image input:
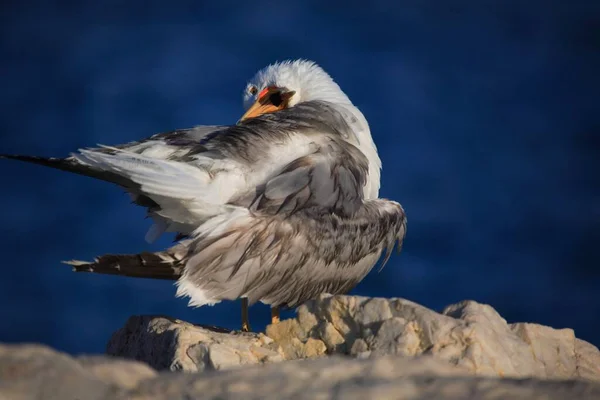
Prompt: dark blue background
<box><xmin>1</xmin><ymin>1</ymin><xmax>598</xmax><ymax>355</ymax></box>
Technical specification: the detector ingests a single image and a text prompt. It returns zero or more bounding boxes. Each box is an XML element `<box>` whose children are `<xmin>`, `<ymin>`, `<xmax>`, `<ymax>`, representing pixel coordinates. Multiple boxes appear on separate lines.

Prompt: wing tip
<box><xmin>62</xmin><ymin>259</ymin><xmax>93</xmax><ymax>273</ymax></box>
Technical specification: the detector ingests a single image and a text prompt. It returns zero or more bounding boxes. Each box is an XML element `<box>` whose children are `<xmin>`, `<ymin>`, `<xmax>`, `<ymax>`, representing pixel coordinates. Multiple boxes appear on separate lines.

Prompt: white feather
<box><xmin>175</xmin><ymin>279</ymin><xmax>221</xmax><ymax>307</ymax></box>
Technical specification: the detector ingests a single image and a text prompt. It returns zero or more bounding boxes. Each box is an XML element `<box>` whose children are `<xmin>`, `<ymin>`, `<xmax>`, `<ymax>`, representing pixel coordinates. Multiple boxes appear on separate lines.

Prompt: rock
<box><xmin>0</xmin><ymin>343</ymin><xmax>155</xmax><ymax>400</ymax></box>
<box><xmin>264</xmin><ymin>318</ymin><xmax>328</xmax><ymax>359</ymax></box>
<box><xmin>106</xmin><ymin>296</ymin><xmax>600</xmax><ymax>381</ymax></box>
<box><xmin>3</xmin><ymin>293</ymin><xmax>600</xmax><ymax>399</ymax></box>
<box><xmin>2</xmin><ymin>343</ymin><xmax>600</xmax><ymax>400</ymax></box>
<box><xmin>576</xmin><ymin>338</ymin><xmax>600</xmax><ymax>381</ymax></box>
<box><xmin>76</xmin><ymin>356</ymin><xmax>157</xmax><ymax>389</ymax></box>
<box><xmin>106</xmin><ymin>315</ymin><xmax>284</xmax><ymax>372</ymax></box>
<box><xmin>128</xmin><ymin>355</ymin><xmax>600</xmax><ymax>400</ymax></box>
<box><xmin>265</xmin><ymin>294</ymin><xmax>600</xmax><ymax>381</ymax></box>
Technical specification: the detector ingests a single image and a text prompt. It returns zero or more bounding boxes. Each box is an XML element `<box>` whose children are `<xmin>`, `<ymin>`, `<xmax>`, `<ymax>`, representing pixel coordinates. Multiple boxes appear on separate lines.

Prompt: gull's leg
<box><xmin>271</xmin><ymin>306</ymin><xmax>280</xmax><ymax>325</ymax></box>
<box><xmin>241</xmin><ymin>298</ymin><xmax>251</xmax><ymax>332</ymax></box>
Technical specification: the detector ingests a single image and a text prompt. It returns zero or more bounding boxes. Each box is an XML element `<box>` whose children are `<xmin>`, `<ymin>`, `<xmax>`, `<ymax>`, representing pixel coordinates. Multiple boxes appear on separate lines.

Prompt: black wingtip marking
<box><xmin>0</xmin><ymin>154</ymin><xmax>73</xmax><ymax>169</ymax></box>
<box><xmin>0</xmin><ymin>153</ymin><xmax>138</xmax><ymax>189</ymax></box>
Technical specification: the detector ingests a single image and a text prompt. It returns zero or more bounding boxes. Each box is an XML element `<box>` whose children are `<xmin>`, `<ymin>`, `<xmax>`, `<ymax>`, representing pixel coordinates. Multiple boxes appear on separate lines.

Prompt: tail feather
<box><xmin>64</xmin><ymin>248</ymin><xmax>187</xmax><ymax>280</ymax></box>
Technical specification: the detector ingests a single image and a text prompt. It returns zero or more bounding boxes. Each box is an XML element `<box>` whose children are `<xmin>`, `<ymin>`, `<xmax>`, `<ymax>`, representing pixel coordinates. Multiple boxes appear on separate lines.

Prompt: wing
<box><xmin>1</xmin><ymin>125</ymin><xmax>227</xmax><ymax>241</ymax></box>
<box><xmin>65</xmin><ymin>101</ymin><xmax>363</xmax><ymax>239</ymax></box>
<box><xmin>246</xmin><ymin>135</ymin><xmax>368</xmax><ymax>217</ymax></box>
<box><xmin>0</xmin><ymin>125</ymin><xmax>226</xmax><ymax>189</ymax></box>
<box><xmin>1</xmin><ymin>101</ymin><xmax>362</xmax><ymax>242</ymax></box>
<box><xmin>90</xmin><ymin>125</ymin><xmax>227</xmax><ymax>153</ymax></box>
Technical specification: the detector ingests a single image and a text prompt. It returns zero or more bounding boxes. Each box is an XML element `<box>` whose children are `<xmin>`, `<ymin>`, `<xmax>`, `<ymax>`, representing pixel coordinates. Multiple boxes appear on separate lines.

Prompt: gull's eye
<box><xmin>249</xmin><ymin>86</ymin><xmax>258</xmax><ymax>96</ymax></box>
<box><xmin>270</xmin><ymin>92</ymin><xmax>283</xmax><ymax>107</ymax></box>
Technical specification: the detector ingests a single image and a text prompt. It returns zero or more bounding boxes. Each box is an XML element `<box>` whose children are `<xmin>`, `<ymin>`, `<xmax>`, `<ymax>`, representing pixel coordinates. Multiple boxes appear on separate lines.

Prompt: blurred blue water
<box><xmin>0</xmin><ymin>1</ymin><xmax>598</xmax><ymax>354</ymax></box>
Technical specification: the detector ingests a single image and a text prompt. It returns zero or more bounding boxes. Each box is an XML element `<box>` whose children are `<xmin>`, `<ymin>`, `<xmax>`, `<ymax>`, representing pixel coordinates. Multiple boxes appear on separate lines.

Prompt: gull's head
<box><xmin>240</xmin><ymin>59</ymin><xmax>352</xmax><ymax>121</ymax></box>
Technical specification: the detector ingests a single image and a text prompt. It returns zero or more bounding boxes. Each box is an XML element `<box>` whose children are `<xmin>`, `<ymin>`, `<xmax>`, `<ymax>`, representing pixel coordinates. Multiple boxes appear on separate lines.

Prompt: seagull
<box><xmin>1</xmin><ymin>59</ymin><xmax>407</xmax><ymax>331</ymax></box>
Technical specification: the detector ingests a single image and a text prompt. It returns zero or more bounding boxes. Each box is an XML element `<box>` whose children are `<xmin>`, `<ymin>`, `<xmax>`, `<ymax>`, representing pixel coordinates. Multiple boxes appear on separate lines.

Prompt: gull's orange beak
<box><xmin>239</xmin><ymin>87</ymin><xmax>295</xmax><ymax>122</ymax></box>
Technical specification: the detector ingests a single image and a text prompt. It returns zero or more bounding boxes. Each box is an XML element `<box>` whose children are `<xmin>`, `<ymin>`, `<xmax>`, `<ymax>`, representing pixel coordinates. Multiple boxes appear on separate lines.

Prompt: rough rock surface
<box><xmin>108</xmin><ymin>295</ymin><xmax>600</xmax><ymax>381</ymax></box>
<box><xmin>3</xmin><ymin>295</ymin><xmax>600</xmax><ymax>399</ymax></box>
<box><xmin>106</xmin><ymin>315</ymin><xmax>284</xmax><ymax>372</ymax></box>
<box><xmin>2</xmin><ymin>343</ymin><xmax>600</xmax><ymax>400</ymax></box>
<box><xmin>266</xmin><ymin>294</ymin><xmax>600</xmax><ymax>381</ymax></box>
<box><xmin>0</xmin><ymin>343</ymin><xmax>156</xmax><ymax>400</ymax></box>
